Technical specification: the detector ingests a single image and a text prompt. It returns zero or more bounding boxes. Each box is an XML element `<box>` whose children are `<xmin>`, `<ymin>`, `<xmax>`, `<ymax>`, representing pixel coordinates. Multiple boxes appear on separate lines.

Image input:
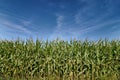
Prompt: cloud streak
<box><xmin>49</xmin><ymin>0</ymin><xmax>120</xmax><ymax>40</ymax></box>
<box><xmin>56</xmin><ymin>15</ymin><xmax>64</xmax><ymax>30</ymax></box>
<box><xmin>0</xmin><ymin>11</ymin><xmax>44</xmax><ymax>33</ymax></box>
<box><xmin>0</xmin><ymin>18</ymin><xmax>31</xmax><ymax>34</ymax></box>
<box><xmin>49</xmin><ymin>14</ymin><xmax>65</xmax><ymax>40</ymax></box>
<box><xmin>0</xmin><ymin>12</ymin><xmax>34</xmax><ymax>40</ymax></box>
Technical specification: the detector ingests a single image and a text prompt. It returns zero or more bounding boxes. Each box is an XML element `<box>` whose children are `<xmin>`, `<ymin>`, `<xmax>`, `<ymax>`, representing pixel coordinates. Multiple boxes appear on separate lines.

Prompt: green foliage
<box><xmin>0</xmin><ymin>39</ymin><xmax>120</xmax><ymax>80</ymax></box>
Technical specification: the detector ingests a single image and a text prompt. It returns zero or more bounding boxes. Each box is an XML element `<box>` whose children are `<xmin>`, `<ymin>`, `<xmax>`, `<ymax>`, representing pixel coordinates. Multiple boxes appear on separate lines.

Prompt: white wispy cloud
<box><xmin>49</xmin><ymin>14</ymin><xmax>65</xmax><ymax>40</ymax></box>
<box><xmin>72</xmin><ymin>0</ymin><xmax>115</xmax><ymax>37</ymax></box>
<box><xmin>6</xmin><ymin>22</ymin><xmax>30</xmax><ymax>33</ymax></box>
<box><xmin>56</xmin><ymin>15</ymin><xmax>64</xmax><ymax>29</ymax></box>
<box><xmin>0</xmin><ymin>13</ymin><xmax>34</xmax><ymax>40</ymax></box>
<box><xmin>51</xmin><ymin>13</ymin><xmax>120</xmax><ymax>40</ymax></box>
<box><xmin>0</xmin><ymin>19</ymin><xmax>31</xmax><ymax>34</ymax></box>
<box><xmin>49</xmin><ymin>1</ymin><xmax>120</xmax><ymax>40</ymax></box>
<box><xmin>21</xmin><ymin>20</ymin><xmax>31</xmax><ymax>26</ymax></box>
<box><xmin>0</xmin><ymin>12</ymin><xmax>33</xmax><ymax>34</ymax></box>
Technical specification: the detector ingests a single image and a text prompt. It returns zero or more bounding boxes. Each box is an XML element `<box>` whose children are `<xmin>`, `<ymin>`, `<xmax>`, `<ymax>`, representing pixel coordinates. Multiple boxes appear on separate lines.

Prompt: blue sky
<box><xmin>0</xmin><ymin>0</ymin><xmax>120</xmax><ymax>40</ymax></box>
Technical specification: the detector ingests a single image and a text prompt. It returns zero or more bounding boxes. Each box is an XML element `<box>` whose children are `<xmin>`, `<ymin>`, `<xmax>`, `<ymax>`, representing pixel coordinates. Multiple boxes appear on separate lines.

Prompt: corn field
<box><xmin>0</xmin><ymin>39</ymin><xmax>120</xmax><ymax>80</ymax></box>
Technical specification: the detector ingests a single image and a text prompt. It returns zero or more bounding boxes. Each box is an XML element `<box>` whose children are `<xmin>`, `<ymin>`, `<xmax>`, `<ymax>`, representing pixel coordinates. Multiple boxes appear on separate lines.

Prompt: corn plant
<box><xmin>0</xmin><ymin>39</ymin><xmax>120</xmax><ymax>80</ymax></box>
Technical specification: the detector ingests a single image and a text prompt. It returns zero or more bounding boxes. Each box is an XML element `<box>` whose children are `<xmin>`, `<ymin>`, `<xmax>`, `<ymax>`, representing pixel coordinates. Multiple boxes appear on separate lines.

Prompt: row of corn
<box><xmin>0</xmin><ymin>39</ymin><xmax>120</xmax><ymax>80</ymax></box>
